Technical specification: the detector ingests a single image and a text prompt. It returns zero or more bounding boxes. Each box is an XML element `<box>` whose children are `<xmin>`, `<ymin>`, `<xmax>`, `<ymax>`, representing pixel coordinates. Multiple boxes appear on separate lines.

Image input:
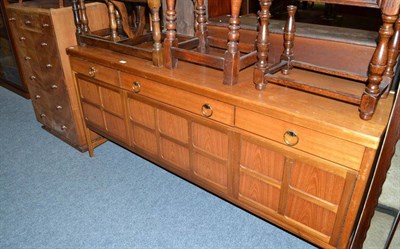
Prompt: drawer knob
<box><xmin>35</xmin><ymin>95</ymin><xmax>41</xmax><ymax>99</ymax></box>
<box><xmin>201</xmin><ymin>103</ymin><xmax>213</xmax><ymax>118</ymax></box>
<box><xmin>41</xmin><ymin>42</ymin><xmax>48</xmax><ymax>46</ymax></box>
<box><xmin>56</xmin><ymin>105</ymin><xmax>63</xmax><ymax>110</ymax></box>
<box><xmin>132</xmin><ymin>81</ymin><xmax>141</xmax><ymax>93</ymax></box>
<box><xmin>9</xmin><ymin>17</ymin><xmax>16</xmax><ymax>22</ymax></box>
<box><xmin>88</xmin><ymin>66</ymin><xmax>96</xmax><ymax>78</ymax></box>
<box><xmin>40</xmin><ymin>113</ymin><xmax>46</xmax><ymax>118</ymax></box>
<box><xmin>61</xmin><ymin>125</ymin><xmax>67</xmax><ymax>130</ymax></box>
<box><xmin>24</xmin><ymin>56</ymin><xmax>31</xmax><ymax>61</ymax></box>
<box><xmin>51</xmin><ymin>84</ymin><xmax>58</xmax><ymax>89</ymax></box>
<box><xmin>46</xmin><ymin>64</ymin><xmax>53</xmax><ymax>68</ymax></box>
<box><xmin>30</xmin><ymin>75</ymin><xmax>36</xmax><ymax>80</ymax></box>
<box><xmin>19</xmin><ymin>36</ymin><xmax>26</xmax><ymax>41</ymax></box>
<box><xmin>25</xmin><ymin>20</ymin><xmax>32</xmax><ymax>25</ymax></box>
<box><xmin>283</xmin><ymin>130</ymin><xmax>299</xmax><ymax>147</ymax></box>
<box><xmin>42</xmin><ymin>23</ymin><xmax>50</xmax><ymax>28</ymax></box>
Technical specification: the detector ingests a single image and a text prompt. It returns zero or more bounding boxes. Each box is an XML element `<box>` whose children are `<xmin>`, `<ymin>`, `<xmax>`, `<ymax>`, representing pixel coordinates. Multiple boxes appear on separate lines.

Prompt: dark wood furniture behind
<box><xmin>6</xmin><ymin>1</ymin><xmax>108</xmax><ymax>151</ymax></box>
<box><xmin>0</xmin><ymin>0</ymin><xmax>28</xmax><ymax>98</ymax></box>
<box><xmin>72</xmin><ymin>0</ymin><xmax>164</xmax><ymax>67</ymax></box>
<box><xmin>253</xmin><ymin>0</ymin><xmax>400</xmax><ymax>120</ymax></box>
<box><xmin>163</xmin><ymin>0</ymin><xmax>258</xmax><ymax>86</ymax></box>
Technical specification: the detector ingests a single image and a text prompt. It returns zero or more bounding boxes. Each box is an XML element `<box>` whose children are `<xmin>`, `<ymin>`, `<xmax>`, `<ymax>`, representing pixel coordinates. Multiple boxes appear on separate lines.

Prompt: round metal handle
<box><xmin>201</xmin><ymin>103</ymin><xmax>213</xmax><ymax>118</ymax></box>
<box><xmin>283</xmin><ymin>130</ymin><xmax>299</xmax><ymax>147</ymax></box>
<box><xmin>35</xmin><ymin>95</ymin><xmax>41</xmax><ymax>99</ymax></box>
<box><xmin>41</xmin><ymin>42</ymin><xmax>48</xmax><ymax>46</ymax></box>
<box><xmin>24</xmin><ymin>56</ymin><xmax>31</xmax><ymax>61</ymax></box>
<box><xmin>51</xmin><ymin>84</ymin><xmax>58</xmax><ymax>89</ymax></box>
<box><xmin>25</xmin><ymin>20</ymin><xmax>31</xmax><ymax>25</ymax></box>
<box><xmin>42</xmin><ymin>23</ymin><xmax>50</xmax><ymax>28</ymax></box>
<box><xmin>30</xmin><ymin>75</ymin><xmax>36</xmax><ymax>80</ymax></box>
<box><xmin>88</xmin><ymin>66</ymin><xmax>96</xmax><ymax>78</ymax></box>
<box><xmin>9</xmin><ymin>17</ymin><xmax>16</xmax><ymax>22</ymax></box>
<box><xmin>46</xmin><ymin>64</ymin><xmax>52</xmax><ymax>68</ymax></box>
<box><xmin>56</xmin><ymin>105</ymin><xmax>62</xmax><ymax>110</ymax></box>
<box><xmin>40</xmin><ymin>113</ymin><xmax>46</xmax><ymax>118</ymax></box>
<box><xmin>132</xmin><ymin>81</ymin><xmax>141</xmax><ymax>93</ymax></box>
<box><xmin>61</xmin><ymin>125</ymin><xmax>67</xmax><ymax>130</ymax></box>
<box><xmin>19</xmin><ymin>36</ymin><xmax>26</xmax><ymax>41</ymax></box>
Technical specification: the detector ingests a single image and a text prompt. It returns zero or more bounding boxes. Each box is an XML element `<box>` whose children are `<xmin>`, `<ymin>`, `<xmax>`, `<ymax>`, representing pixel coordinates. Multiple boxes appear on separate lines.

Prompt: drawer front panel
<box><xmin>235</xmin><ymin>107</ymin><xmax>365</xmax><ymax>170</ymax></box>
<box><xmin>121</xmin><ymin>72</ymin><xmax>234</xmax><ymax>125</ymax></box>
<box><xmin>71</xmin><ymin>57</ymin><xmax>120</xmax><ymax>86</ymax></box>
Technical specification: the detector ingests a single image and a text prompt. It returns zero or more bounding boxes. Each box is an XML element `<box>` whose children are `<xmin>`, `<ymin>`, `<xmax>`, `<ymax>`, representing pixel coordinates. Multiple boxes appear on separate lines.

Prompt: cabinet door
<box><xmin>237</xmin><ymin>135</ymin><xmax>357</xmax><ymax>246</ymax></box>
<box><xmin>77</xmin><ymin>76</ymin><xmax>128</xmax><ymax>143</ymax></box>
<box><xmin>126</xmin><ymin>92</ymin><xmax>232</xmax><ymax>194</ymax></box>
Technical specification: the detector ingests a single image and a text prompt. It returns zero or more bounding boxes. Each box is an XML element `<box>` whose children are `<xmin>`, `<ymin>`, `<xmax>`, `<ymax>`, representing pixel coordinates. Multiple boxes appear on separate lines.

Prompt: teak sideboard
<box><xmin>67</xmin><ymin>45</ymin><xmax>393</xmax><ymax>249</ymax></box>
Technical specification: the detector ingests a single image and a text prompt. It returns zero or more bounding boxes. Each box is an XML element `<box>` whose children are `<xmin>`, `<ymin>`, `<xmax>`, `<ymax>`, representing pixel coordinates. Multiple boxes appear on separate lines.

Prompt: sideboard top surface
<box><xmin>67</xmin><ymin>45</ymin><xmax>393</xmax><ymax>149</ymax></box>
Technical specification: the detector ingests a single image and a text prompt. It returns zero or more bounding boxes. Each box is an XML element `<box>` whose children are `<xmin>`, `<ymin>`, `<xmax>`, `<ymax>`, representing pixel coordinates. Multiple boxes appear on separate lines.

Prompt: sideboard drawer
<box><xmin>120</xmin><ymin>72</ymin><xmax>234</xmax><ymax>125</ymax></box>
<box><xmin>70</xmin><ymin>57</ymin><xmax>120</xmax><ymax>86</ymax></box>
<box><xmin>235</xmin><ymin>107</ymin><xmax>365</xmax><ymax>170</ymax></box>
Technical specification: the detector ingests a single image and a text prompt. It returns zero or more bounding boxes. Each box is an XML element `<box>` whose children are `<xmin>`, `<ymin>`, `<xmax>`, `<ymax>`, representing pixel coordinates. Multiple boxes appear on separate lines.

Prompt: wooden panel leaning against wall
<box><xmin>5</xmin><ymin>0</ymin><xmax>109</xmax><ymax>151</ymax></box>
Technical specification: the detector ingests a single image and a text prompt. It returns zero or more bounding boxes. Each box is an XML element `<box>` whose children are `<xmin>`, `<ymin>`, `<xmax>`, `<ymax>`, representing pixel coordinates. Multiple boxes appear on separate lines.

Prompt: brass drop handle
<box><xmin>51</xmin><ymin>84</ymin><xmax>58</xmax><ymax>89</ymax></box>
<box><xmin>42</xmin><ymin>23</ymin><xmax>49</xmax><ymax>28</ymax></box>
<box><xmin>61</xmin><ymin>125</ymin><xmax>67</xmax><ymax>130</ymax></box>
<box><xmin>41</xmin><ymin>42</ymin><xmax>48</xmax><ymax>46</ymax></box>
<box><xmin>24</xmin><ymin>56</ymin><xmax>31</xmax><ymax>61</ymax></box>
<box><xmin>201</xmin><ymin>103</ymin><xmax>213</xmax><ymax>118</ymax></box>
<box><xmin>283</xmin><ymin>130</ymin><xmax>299</xmax><ymax>147</ymax></box>
<box><xmin>40</xmin><ymin>113</ymin><xmax>46</xmax><ymax>118</ymax></box>
<box><xmin>25</xmin><ymin>20</ymin><xmax>31</xmax><ymax>25</ymax></box>
<box><xmin>56</xmin><ymin>105</ymin><xmax>62</xmax><ymax>110</ymax></box>
<box><xmin>9</xmin><ymin>17</ymin><xmax>16</xmax><ymax>22</ymax></box>
<box><xmin>132</xmin><ymin>81</ymin><xmax>141</xmax><ymax>93</ymax></box>
<box><xmin>30</xmin><ymin>75</ymin><xmax>36</xmax><ymax>80</ymax></box>
<box><xmin>46</xmin><ymin>64</ymin><xmax>52</xmax><ymax>68</ymax></box>
<box><xmin>35</xmin><ymin>95</ymin><xmax>41</xmax><ymax>99</ymax></box>
<box><xmin>88</xmin><ymin>66</ymin><xmax>96</xmax><ymax>78</ymax></box>
<box><xmin>19</xmin><ymin>36</ymin><xmax>26</xmax><ymax>41</ymax></box>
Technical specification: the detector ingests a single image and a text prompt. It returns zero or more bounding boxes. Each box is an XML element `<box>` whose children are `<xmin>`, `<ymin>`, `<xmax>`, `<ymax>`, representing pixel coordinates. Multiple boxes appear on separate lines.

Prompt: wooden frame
<box><xmin>71</xmin><ymin>0</ymin><xmax>163</xmax><ymax>66</ymax></box>
<box><xmin>255</xmin><ymin>0</ymin><xmax>400</xmax><ymax>120</ymax></box>
<box><xmin>163</xmin><ymin>0</ymin><xmax>258</xmax><ymax>86</ymax></box>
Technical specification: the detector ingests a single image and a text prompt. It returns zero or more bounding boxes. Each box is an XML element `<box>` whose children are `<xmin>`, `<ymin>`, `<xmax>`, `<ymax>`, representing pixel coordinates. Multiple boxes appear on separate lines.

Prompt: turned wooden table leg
<box><xmin>281</xmin><ymin>5</ymin><xmax>297</xmax><ymax>75</ymax></box>
<box><xmin>106</xmin><ymin>1</ymin><xmax>120</xmax><ymax>41</ymax></box>
<box><xmin>72</xmin><ymin>0</ymin><xmax>82</xmax><ymax>44</ymax></box>
<box><xmin>195</xmin><ymin>0</ymin><xmax>209</xmax><ymax>53</ymax></box>
<box><xmin>254</xmin><ymin>0</ymin><xmax>271</xmax><ymax>90</ymax></box>
<box><xmin>79</xmin><ymin>0</ymin><xmax>90</xmax><ymax>34</ymax></box>
<box><xmin>382</xmin><ymin>14</ymin><xmax>400</xmax><ymax>97</ymax></box>
<box><xmin>149</xmin><ymin>0</ymin><xmax>163</xmax><ymax>67</ymax></box>
<box><xmin>360</xmin><ymin>14</ymin><xmax>397</xmax><ymax>120</ymax></box>
<box><xmin>164</xmin><ymin>0</ymin><xmax>178</xmax><ymax>69</ymax></box>
<box><xmin>223</xmin><ymin>0</ymin><xmax>243</xmax><ymax>86</ymax></box>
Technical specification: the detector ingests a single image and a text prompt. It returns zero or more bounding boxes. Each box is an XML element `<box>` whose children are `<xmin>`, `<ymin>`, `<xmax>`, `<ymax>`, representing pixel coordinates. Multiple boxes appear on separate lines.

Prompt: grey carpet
<box><xmin>0</xmin><ymin>87</ymin><xmax>315</xmax><ymax>249</ymax></box>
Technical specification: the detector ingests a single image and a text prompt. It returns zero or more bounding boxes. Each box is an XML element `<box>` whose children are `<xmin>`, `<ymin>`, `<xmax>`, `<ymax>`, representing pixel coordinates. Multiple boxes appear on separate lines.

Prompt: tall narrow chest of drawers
<box><xmin>6</xmin><ymin>2</ymin><xmax>108</xmax><ymax>151</ymax></box>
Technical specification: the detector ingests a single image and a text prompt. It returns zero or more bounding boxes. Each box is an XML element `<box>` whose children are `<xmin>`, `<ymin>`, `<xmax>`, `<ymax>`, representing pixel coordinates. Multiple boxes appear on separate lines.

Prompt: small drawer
<box><xmin>120</xmin><ymin>72</ymin><xmax>234</xmax><ymax>125</ymax></box>
<box><xmin>70</xmin><ymin>57</ymin><xmax>120</xmax><ymax>86</ymax></box>
<box><xmin>235</xmin><ymin>107</ymin><xmax>365</xmax><ymax>170</ymax></box>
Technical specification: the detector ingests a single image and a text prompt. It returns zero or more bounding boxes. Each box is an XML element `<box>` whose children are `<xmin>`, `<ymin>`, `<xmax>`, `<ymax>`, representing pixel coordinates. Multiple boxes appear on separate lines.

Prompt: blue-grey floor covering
<box><xmin>0</xmin><ymin>87</ymin><xmax>316</xmax><ymax>248</ymax></box>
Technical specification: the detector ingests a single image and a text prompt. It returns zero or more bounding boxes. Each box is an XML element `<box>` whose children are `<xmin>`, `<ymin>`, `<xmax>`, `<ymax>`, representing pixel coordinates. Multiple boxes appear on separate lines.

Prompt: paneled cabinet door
<box><xmin>126</xmin><ymin>92</ymin><xmax>232</xmax><ymax>195</ymax></box>
<box><xmin>77</xmin><ymin>76</ymin><xmax>128</xmax><ymax>144</ymax></box>
<box><xmin>237</xmin><ymin>135</ymin><xmax>357</xmax><ymax>246</ymax></box>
